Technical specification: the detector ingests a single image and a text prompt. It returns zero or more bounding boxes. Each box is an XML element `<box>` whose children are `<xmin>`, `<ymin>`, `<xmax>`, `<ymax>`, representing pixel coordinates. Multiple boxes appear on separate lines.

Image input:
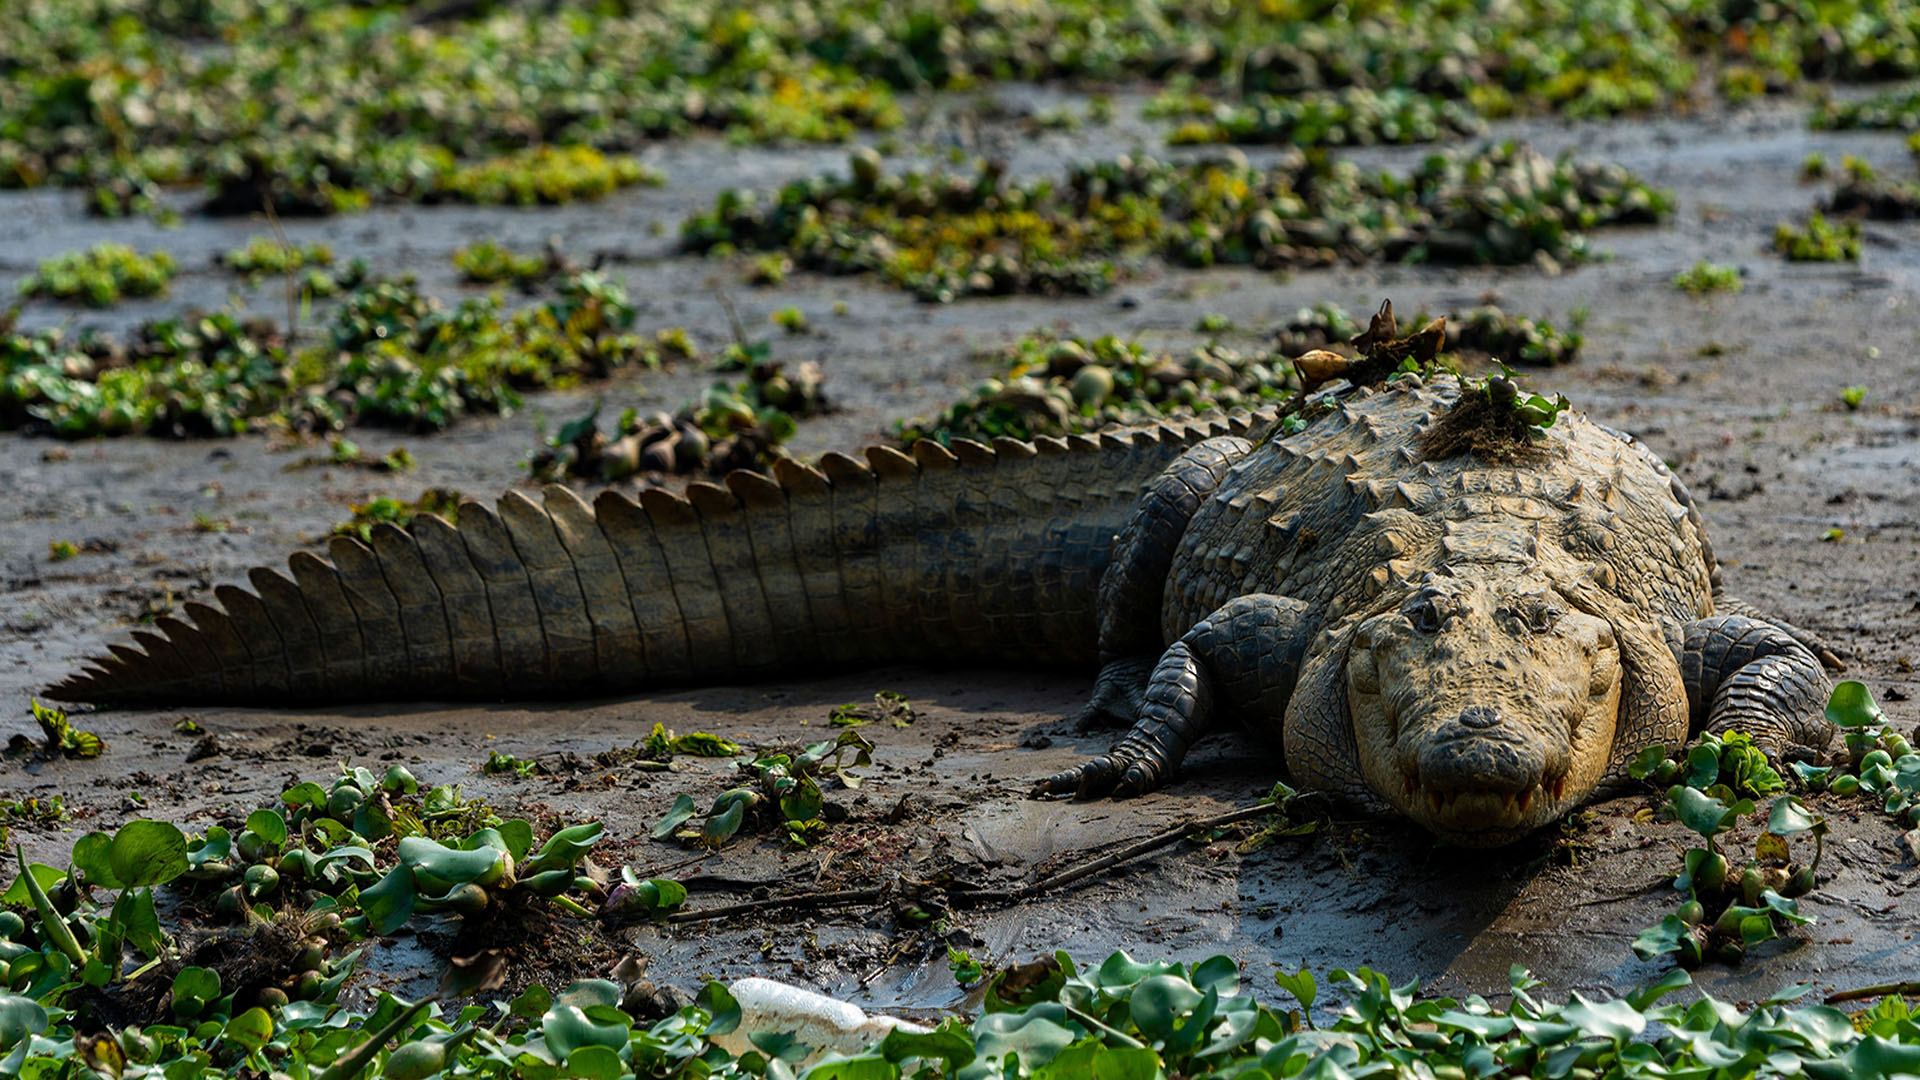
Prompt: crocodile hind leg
<box><xmin>1038</xmin><ymin>594</ymin><xmax>1313</xmax><ymax>798</ymax></box>
<box><xmin>1713</xmin><ymin>595</ymin><xmax>1845</xmax><ymax>672</ymax></box>
<box><xmin>1679</xmin><ymin>615</ymin><xmax>1833</xmax><ymax>759</ymax></box>
<box><xmin>1081</xmin><ymin>435</ymin><xmax>1254</xmax><ymax>727</ymax></box>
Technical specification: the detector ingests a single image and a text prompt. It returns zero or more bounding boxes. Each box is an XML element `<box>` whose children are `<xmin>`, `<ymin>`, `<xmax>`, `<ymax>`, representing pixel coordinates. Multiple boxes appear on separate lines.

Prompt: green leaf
<box><xmin>282</xmin><ymin>782</ymin><xmax>327</xmax><ymax>810</ymax></box>
<box><xmin>1627</xmin><ymin>745</ymin><xmax>1668</xmax><ymax>781</ymax></box>
<box><xmin>109</xmin><ymin>821</ymin><xmax>189</xmax><ymax>887</ymax></box>
<box><xmin>701</xmin><ymin>800</ymin><xmax>747</xmax><ymax>848</ymax></box>
<box><xmin>1768</xmin><ymin>797</ymin><xmax>1820</xmax><ymax>836</ymax></box>
<box><xmin>877</xmin><ymin>1025</ymin><xmax>975</xmax><ymax>1070</ymax></box>
<box><xmin>1274</xmin><ymin>967</ymin><xmax>1317</xmax><ymax>1013</ymax></box>
<box><xmin>971</xmin><ymin>1011</ymin><xmax>1077</xmax><ymax>1070</ymax></box>
<box><xmin>1130</xmin><ymin>975</ymin><xmax>1204</xmax><ymax>1043</ymax></box>
<box><xmin>359</xmin><ymin>865</ymin><xmax>416</xmax><ymax>935</ymax></box>
<box><xmin>510</xmin><ymin>985</ymin><xmax>552</xmax><ymax>1019</ymax></box>
<box><xmin>0</xmin><ymin>864</ymin><xmax>64</xmax><ymax>907</ymax></box>
<box><xmin>523</xmin><ymin>822</ymin><xmax>604</xmax><ymax>874</ymax></box>
<box><xmin>1630</xmin><ymin>915</ymin><xmax>1689</xmax><ymax>961</ymax></box>
<box><xmin>565</xmin><ymin>1044</ymin><xmax>623</xmax><ymax>1080</ymax></box>
<box><xmin>72</xmin><ymin>831</ymin><xmax>123</xmax><ymax>889</ymax></box>
<box><xmin>670</xmin><ymin>731</ymin><xmax>741</xmax><ymax>757</ymax></box>
<box><xmin>0</xmin><ymin>995</ymin><xmax>48</xmax><ymax>1053</ymax></box>
<box><xmin>498</xmin><ymin>819</ymin><xmax>535</xmax><ymax>860</ymax></box>
<box><xmin>174</xmin><ymin>966</ymin><xmax>221</xmax><ymax>1004</ymax></box>
<box><xmin>188</xmin><ymin>826</ymin><xmax>232</xmax><ymax>869</ymax></box>
<box><xmin>1668</xmin><ymin>785</ymin><xmax>1739</xmax><ymax>838</ymax></box>
<box><xmin>117</xmin><ymin>886</ymin><xmax>166</xmax><ymax>958</ymax></box>
<box><xmin>245</xmin><ymin>809</ymin><xmax>288</xmax><ymax>848</ymax></box>
<box><xmin>1033</xmin><ymin>1043</ymin><xmax>1160</xmax><ymax>1080</ymax></box>
<box><xmin>540</xmin><ymin>1004</ymin><xmax>628</xmax><ymax>1059</ymax></box>
<box><xmin>1560</xmin><ymin>994</ymin><xmax>1645</xmax><ymax>1041</ymax></box>
<box><xmin>398</xmin><ymin>836</ymin><xmax>502</xmax><ymax>887</ymax></box>
<box><xmin>779</xmin><ymin>773</ymin><xmax>824</xmax><ymax>824</ymax></box>
<box><xmin>651</xmin><ymin>794</ymin><xmax>698</xmax><ymax>840</ymax></box>
<box><xmin>1683</xmin><ymin>744</ymin><xmax>1721</xmax><ymax>788</ymax></box>
<box><xmin>697</xmin><ymin>982</ymin><xmax>741</xmax><ymax>1035</ymax></box>
<box><xmin>801</xmin><ymin>1056</ymin><xmax>895</xmax><ymax>1080</ymax></box>
<box><xmin>1623</xmin><ymin>967</ymin><xmax>1692</xmax><ymax>1011</ymax></box>
<box><xmin>226</xmin><ymin>1007</ymin><xmax>273</xmax><ymax>1051</ymax></box>
<box><xmin>1825</xmin><ymin>681</ymin><xmax>1883</xmax><ymax>728</ymax></box>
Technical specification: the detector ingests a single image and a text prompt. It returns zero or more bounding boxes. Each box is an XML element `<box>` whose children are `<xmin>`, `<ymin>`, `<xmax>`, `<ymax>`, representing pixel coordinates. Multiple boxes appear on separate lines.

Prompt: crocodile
<box><xmin>49</xmin><ymin>363</ymin><xmax>1836</xmax><ymax>846</ymax></box>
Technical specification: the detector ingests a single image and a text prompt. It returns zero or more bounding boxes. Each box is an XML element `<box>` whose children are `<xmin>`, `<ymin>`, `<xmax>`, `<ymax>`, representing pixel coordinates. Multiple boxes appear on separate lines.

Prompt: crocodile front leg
<box><xmin>1037</xmin><ymin>594</ymin><xmax>1313</xmax><ymax>798</ymax></box>
<box><xmin>1678</xmin><ymin>615</ymin><xmax>1832</xmax><ymax>758</ymax></box>
<box><xmin>1081</xmin><ymin>434</ymin><xmax>1253</xmax><ymax>727</ymax></box>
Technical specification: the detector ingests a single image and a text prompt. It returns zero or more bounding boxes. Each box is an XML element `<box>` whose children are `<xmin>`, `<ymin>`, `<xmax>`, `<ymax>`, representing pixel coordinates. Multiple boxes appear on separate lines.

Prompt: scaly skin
<box><xmin>51</xmin><ymin>374</ymin><xmax>1834</xmax><ymax>846</ymax></box>
<box><xmin>48</xmin><ymin>411</ymin><xmax>1268</xmax><ymax>705</ymax></box>
<box><xmin>1041</xmin><ymin>374</ymin><xmax>1835</xmax><ymax>845</ymax></box>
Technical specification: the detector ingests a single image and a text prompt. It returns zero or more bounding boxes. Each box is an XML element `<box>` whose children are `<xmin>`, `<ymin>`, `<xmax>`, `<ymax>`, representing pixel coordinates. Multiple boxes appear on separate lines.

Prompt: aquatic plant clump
<box><xmin>17</xmin><ymin>245</ymin><xmax>177</xmax><ymax>308</ymax></box>
<box><xmin>1774</xmin><ymin>213</ymin><xmax>1862</xmax><ymax>261</ymax></box>
<box><xmin>1273</xmin><ymin>302</ymin><xmax>1584</xmax><ymax>368</ymax></box>
<box><xmin>533</xmin><ymin>352</ymin><xmax>827</xmax><ymax>482</ymax></box>
<box><xmin>1153</xmin><ymin>86</ymin><xmax>1485</xmax><ymax>147</ymax></box>
<box><xmin>0</xmin><ymin>274</ymin><xmax>658</xmax><ymax>438</ymax></box>
<box><xmin>894</xmin><ymin>333</ymin><xmax>1298</xmax><ymax>446</ymax></box>
<box><xmin>221</xmin><ymin>238</ymin><xmax>333</xmax><ymax>283</ymax></box>
<box><xmin>682</xmin><ymin>143</ymin><xmax>1669</xmax><ymax>302</ymax></box>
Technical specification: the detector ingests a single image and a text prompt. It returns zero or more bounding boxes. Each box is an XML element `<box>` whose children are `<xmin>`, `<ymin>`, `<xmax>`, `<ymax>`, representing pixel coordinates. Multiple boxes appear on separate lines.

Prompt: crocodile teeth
<box><xmin>1517</xmin><ymin>788</ymin><xmax>1533</xmax><ymax>814</ymax></box>
<box><xmin>1550</xmin><ymin>772</ymin><xmax>1567</xmax><ymax>802</ymax></box>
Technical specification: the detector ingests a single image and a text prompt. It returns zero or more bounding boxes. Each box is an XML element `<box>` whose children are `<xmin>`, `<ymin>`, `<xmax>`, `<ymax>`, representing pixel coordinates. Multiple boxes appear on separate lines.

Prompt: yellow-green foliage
<box><xmin>437</xmin><ymin>147</ymin><xmax>662</xmax><ymax>206</ymax></box>
<box><xmin>1672</xmin><ymin>261</ymin><xmax>1742</xmax><ymax>294</ymax></box>
<box><xmin>1774</xmin><ymin>213</ymin><xmax>1862</xmax><ymax>261</ymax></box>
<box><xmin>222</xmin><ymin>237</ymin><xmax>333</xmax><ymax>281</ymax></box>
<box><xmin>452</xmin><ymin>242</ymin><xmax>552</xmax><ymax>285</ymax></box>
<box><xmin>18</xmin><ymin>245</ymin><xmax>175</xmax><ymax>307</ymax></box>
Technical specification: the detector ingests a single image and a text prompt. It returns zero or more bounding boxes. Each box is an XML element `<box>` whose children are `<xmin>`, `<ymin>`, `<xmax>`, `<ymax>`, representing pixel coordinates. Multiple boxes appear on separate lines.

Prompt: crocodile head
<box><xmin>1344</xmin><ymin>572</ymin><xmax>1624</xmax><ymax>846</ymax></box>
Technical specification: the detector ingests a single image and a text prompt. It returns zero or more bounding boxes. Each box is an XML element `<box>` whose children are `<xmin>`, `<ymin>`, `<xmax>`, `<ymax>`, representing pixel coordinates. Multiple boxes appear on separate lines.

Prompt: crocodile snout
<box><xmin>1416</xmin><ymin>728</ymin><xmax>1544</xmax><ymax>796</ymax></box>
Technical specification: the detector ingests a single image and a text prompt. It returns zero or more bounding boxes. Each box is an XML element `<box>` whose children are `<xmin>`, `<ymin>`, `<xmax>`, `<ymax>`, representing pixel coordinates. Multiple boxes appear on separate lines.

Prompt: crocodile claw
<box><xmin>1035</xmin><ymin>753</ymin><xmax>1166</xmax><ymax>800</ymax></box>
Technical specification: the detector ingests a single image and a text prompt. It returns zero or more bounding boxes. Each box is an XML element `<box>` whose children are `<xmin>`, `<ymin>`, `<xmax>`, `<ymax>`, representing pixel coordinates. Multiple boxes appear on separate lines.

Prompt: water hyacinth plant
<box><xmin>17</xmin><ymin>245</ymin><xmax>176</xmax><ymax>307</ymax></box>
<box><xmin>682</xmin><ymin>142</ymin><xmax>1669</xmax><ymax>302</ymax></box>
<box><xmin>1</xmin><ymin>273</ymin><xmax>656</xmax><ymax>438</ymax></box>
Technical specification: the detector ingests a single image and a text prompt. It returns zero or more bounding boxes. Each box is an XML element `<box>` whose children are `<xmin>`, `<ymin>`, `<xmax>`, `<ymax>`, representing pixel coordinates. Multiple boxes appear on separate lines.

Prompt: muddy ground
<box><xmin>2</xmin><ymin>93</ymin><xmax>1917</xmax><ymax>1014</ymax></box>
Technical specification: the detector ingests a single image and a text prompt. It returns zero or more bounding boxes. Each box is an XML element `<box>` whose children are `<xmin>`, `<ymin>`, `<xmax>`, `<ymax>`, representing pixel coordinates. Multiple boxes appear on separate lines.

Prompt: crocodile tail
<box><xmin>48</xmin><ymin>412</ymin><xmax>1269</xmax><ymax>707</ymax></box>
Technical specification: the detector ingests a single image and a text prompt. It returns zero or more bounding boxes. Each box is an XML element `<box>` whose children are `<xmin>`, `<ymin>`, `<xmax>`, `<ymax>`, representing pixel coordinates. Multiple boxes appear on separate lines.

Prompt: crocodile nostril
<box><xmin>1458</xmin><ymin>705</ymin><xmax>1500</xmax><ymax>729</ymax></box>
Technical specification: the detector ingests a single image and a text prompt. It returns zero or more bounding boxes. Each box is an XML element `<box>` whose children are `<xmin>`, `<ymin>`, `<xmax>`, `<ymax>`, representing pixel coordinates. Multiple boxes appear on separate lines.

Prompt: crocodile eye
<box><xmin>1410</xmin><ymin>597</ymin><xmax>1441</xmax><ymax>634</ymax></box>
<box><xmin>1530</xmin><ymin>605</ymin><xmax>1559</xmax><ymax>634</ymax></box>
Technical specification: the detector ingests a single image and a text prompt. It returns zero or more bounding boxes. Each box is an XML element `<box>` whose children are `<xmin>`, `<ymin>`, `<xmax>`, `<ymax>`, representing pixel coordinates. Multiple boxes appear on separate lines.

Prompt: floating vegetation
<box><xmin>684</xmin><ymin>143</ymin><xmax>1668</xmax><ymax>302</ymax></box>
<box><xmin>220</xmin><ymin>238</ymin><xmax>333</xmax><ymax>284</ymax></box>
<box><xmin>1774</xmin><ymin>213</ymin><xmax>1862</xmax><ymax>261</ymax></box>
<box><xmin>17</xmin><ymin>245</ymin><xmax>176</xmax><ymax>307</ymax></box>
<box><xmin>532</xmin><ymin>351</ymin><xmax>826</xmax><ymax>482</ymax></box>
<box><xmin>1</xmin><ymin>273</ymin><xmax>657</xmax><ymax>438</ymax></box>
<box><xmin>1151</xmin><ymin>87</ymin><xmax>1483</xmax><ymax>147</ymax></box>
<box><xmin>1274</xmin><ymin>302</ymin><xmax>1585</xmax><ymax>368</ymax></box>
<box><xmin>895</xmin><ymin>333</ymin><xmax>1296</xmax><ymax>446</ymax></box>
